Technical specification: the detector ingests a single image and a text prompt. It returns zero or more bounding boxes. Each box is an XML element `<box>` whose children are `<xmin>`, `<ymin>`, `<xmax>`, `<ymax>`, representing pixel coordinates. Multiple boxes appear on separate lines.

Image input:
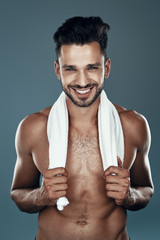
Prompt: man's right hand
<box><xmin>40</xmin><ymin>167</ymin><xmax>68</xmax><ymax>207</ymax></box>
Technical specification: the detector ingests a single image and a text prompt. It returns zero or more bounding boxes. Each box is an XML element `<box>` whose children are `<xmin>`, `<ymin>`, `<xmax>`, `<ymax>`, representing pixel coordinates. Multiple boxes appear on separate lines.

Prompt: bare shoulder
<box><xmin>114</xmin><ymin>104</ymin><xmax>151</xmax><ymax>150</ymax></box>
<box><xmin>15</xmin><ymin>106</ymin><xmax>52</xmax><ymax>152</ymax></box>
<box><xmin>18</xmin><ymin>106</ymin><xmax>52</xmax><ymax>133</ymax></box>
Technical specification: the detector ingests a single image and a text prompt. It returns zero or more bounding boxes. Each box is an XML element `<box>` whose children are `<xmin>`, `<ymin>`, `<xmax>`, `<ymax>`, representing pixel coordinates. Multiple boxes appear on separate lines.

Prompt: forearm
<box><xmin>10</xmin><ymin>187</ymin><xmax>47</xmax><ymax>214</ymax></box>
<box><xmin>124</xmin><ymin>186</ymin><xmax>154</xmax><ymax>211</ymax></box>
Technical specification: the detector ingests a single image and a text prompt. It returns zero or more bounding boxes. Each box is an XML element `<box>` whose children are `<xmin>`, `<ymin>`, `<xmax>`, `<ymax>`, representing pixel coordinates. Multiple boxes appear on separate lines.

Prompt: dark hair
<box><xmin>53</xmin><ymin>16</ymin><xmax>110</xmax><ymax>59</ymax></box>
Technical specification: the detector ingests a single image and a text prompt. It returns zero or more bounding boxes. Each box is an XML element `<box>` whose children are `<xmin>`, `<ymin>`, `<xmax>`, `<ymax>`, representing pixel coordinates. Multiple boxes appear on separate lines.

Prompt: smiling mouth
<box><xmin>75</xmin><ymin>88</ymin><xmax>91</xmax><ymax>94</ymax></box>
<box><xmin>71</xmin><ymin>85</ymin><xmax>95</xmax><ymax>96</ymax></box>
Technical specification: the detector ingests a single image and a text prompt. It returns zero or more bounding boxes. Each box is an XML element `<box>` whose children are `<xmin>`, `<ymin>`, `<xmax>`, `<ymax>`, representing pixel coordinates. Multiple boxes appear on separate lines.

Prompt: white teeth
<box><xmin>76</xmin><ymin>89</ymin><xmax>90</xmax><ymax>94</ymax></box>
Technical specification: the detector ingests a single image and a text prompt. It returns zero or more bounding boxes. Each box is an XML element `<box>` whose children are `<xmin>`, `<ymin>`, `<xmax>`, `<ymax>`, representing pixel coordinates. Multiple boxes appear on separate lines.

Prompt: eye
<box><xmin>65</xmin><ymin>67</ymin><xmax>76</xmax><ymax>71</ymax></box>
<box><xmin>88</xmin><ymin>66</ymin><xmax>98</xmax><ymax>70</ymax></box>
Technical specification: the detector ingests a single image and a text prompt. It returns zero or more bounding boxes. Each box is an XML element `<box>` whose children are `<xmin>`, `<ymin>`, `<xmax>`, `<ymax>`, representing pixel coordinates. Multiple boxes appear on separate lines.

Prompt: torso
<box><xmin>31</xmin><ymin>105</ymin><xmax>137</xmax><ymax>240</ymax></box>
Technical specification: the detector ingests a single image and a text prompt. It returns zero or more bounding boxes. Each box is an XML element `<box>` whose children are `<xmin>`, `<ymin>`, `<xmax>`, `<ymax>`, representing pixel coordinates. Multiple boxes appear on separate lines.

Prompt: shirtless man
<box><xmin>11</xmin><ymin>16</ymin><xmax>154</xmax><ymax>240</ymax></box>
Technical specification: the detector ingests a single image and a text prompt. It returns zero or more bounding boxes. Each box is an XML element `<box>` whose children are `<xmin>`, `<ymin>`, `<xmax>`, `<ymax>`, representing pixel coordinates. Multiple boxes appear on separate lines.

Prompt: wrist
<box><xmin>123</xmin><ymin>187</ymin><xmax>135</xmax><ymax>209</ymax></box>
<box><xmin>35</xmin><ymin>187</ymin><xmax>47</xmax><ymax>208</ymax></box>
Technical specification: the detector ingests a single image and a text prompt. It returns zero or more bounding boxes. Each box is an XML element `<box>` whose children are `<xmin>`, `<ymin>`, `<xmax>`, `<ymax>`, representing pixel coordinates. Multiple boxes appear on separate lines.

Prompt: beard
<box><xmin>61</xmin><ymin>81</ymin><xmax>104</xmax><ymax>107</ymax></box>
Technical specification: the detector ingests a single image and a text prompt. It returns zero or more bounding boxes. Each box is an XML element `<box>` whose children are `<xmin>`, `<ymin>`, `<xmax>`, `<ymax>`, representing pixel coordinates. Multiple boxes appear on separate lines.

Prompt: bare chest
<box><xmin>32</xmin><ymin>120</ymin><xmax>136</xmax><ymax>176</ymax></box>
<box><xmin>65</xmin><ymin>130</ymin><xmax>107</xmax><ymax>205</ymax></box>
<box><xmin>66</xmin><ymin>132</ymin><xmax>104</xmax><ymax>177</ymax></box>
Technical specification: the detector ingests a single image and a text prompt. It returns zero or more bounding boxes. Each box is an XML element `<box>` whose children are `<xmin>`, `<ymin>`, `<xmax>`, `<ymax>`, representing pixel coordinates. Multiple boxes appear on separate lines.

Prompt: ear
<box><xmin>54</xmin><ymin>60</ymin><xmax>61</xmax><ymax>80</ymax></box>
<box><xmin>104</xmin><ymin>58</ymin><xmax>111</xmax><ymax>79</ymax></box>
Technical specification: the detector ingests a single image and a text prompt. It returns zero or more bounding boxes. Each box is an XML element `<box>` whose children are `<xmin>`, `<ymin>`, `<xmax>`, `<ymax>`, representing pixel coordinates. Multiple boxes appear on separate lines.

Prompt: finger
<box><xmin>54</xmin><ymin>190</ymin><xmax>67</xmax><ymax>199</ymax></box>
<box><xmin>53</xmin><ymin>183</ymin><xmax>68</xmax><ymax>192</ymax></box>
<box><xmin>105</xmin><ymin>166</ymin><xmax>129</xmax><ymax>178</ymax></box>
<box><xmin>45</xmin><ymin>182</ymin><xmax>68</xmax><ymax>191</ymax></box>
<box><xmin>105</xmin><ymin>175</ymin><xmax>130</xmax><ymax>186</ymax></box>
<box><xmin>117</xmin><ymin>156</ymin><xmax>123</xmax><ymax>168</ymax></box>
<box><xmin>44</xmin><ymin>168</ymin><xmax>67</xmax><ymax>178</ymax></box>
<box><xmin>47</xmin><ymin>190</ymin><xmax>67</xmax><ymax>205</ymax></box>
<box><xmin>106</xmin><ymin>183</ymin><xmax>127</xmax><ymax>192</ymax></box>
<box><xmin>53</xmin><ymin>175</ymin><xmax>68</xmax><ymax>184</ymax></box>
<box><xmin>44</xmin><ymin>175</ymin><xmax>68</xmax><ymax>185</ymax></box>
<box><xmin>106</xmin><ymin>190</ymin><xmax>126</xmax><ymax>201</ymax></box>
<box><xmin>115</xmin><ymin>199</ymin><xmax>124</xmax><ymax>206</ymax></box>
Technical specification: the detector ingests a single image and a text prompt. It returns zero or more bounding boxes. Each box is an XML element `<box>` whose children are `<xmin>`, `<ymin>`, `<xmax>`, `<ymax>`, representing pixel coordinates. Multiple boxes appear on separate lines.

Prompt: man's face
<box><xmin>55</xmin><ymin>42</ymin><xmax>111</xmax><ymax>107</ymax></box>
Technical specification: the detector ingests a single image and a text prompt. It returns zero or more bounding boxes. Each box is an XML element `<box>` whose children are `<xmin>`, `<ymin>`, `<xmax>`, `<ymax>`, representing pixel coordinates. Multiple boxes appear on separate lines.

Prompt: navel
<box><xmin>76</xmin><ymin>220</ymin><xmax>88</xmax><ymax>225</ymax></box>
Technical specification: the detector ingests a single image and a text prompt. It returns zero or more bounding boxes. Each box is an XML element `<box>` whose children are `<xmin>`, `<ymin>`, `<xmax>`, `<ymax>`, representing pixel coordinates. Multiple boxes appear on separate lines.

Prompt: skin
<box><xmin>11</xmin><ymin>42</ymin><xmax>154</xmax><ymax>240</ymax></box>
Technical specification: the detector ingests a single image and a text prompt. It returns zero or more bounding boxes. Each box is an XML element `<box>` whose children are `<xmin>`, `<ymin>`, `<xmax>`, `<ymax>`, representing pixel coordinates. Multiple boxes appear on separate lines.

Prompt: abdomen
<box><xmin>37</xmin><ymin>198</ymin><xmax>128</xmax><ymax>240</ymax></box>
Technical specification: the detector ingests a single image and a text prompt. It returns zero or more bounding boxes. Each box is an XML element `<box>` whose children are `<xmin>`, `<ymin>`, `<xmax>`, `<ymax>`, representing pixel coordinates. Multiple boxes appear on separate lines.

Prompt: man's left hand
<box><xmin>104</xmin><ymin>156</ymin><xmax>131</xmax><ymax>206</ymax></box>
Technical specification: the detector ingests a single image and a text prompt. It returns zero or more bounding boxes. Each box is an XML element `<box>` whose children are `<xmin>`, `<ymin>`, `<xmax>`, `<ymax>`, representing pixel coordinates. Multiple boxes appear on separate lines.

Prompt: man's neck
<box><xmin>66</xmin><ymin>96</ymin><xmax>100</xmax><ymax>131</ymax></box>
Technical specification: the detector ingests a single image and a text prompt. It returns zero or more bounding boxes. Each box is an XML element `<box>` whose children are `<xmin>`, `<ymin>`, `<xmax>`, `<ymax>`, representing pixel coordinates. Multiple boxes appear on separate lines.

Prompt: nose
<box><xmin>77</xmin><ymin>70</ymin><xmax>88</xmax><ymax>87</ymax></box>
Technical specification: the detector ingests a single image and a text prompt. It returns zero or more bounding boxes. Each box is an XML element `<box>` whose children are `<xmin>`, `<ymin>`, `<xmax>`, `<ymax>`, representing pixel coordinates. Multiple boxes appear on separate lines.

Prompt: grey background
<box><xmin>1</xmin><ymin>0</ymin><xmax>160</xmax><ymax>239</ymax></box>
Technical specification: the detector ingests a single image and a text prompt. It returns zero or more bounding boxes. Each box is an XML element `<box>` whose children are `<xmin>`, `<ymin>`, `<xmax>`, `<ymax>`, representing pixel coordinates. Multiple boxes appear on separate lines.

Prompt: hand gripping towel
<box><xmin>47</xmin><ymin>90</ymin><xmax>124</xmax><ymax>211</ymax></box>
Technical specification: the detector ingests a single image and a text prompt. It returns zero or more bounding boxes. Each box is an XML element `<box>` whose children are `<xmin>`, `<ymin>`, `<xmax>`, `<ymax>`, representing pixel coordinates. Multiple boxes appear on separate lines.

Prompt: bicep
<box><xmin>11</xmin><ymin>154</ymin><xmax>40</xmax><ymax>191</ymax></box>
<box><xmin>130</xmin><ymin>117</ymin><xmax>153</xmax><ymax>188</ymax></box>
<box><xmin>130</xmin><ymin>150</ymin><xmax>153</xmax><ymax>188</ymax></box>
<box><xmin>11</xmin><ymin>121</ymin><xmax>40</xmax><ymax>191</ymax></box>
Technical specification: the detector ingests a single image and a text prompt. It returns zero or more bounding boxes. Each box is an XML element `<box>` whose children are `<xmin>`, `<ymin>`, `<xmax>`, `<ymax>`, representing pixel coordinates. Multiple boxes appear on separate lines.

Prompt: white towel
<box><xmin>47</xmin><ymin>90</ymin><xmax>124</xmax><ymax>211</ymax></box>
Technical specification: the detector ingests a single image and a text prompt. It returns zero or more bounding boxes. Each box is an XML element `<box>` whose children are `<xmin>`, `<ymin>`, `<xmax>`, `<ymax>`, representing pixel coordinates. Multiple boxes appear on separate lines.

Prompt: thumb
<box><xmin>117</xmin><ymin>156</ymin><xmax>123</xmax><ymax>168</ymax></box>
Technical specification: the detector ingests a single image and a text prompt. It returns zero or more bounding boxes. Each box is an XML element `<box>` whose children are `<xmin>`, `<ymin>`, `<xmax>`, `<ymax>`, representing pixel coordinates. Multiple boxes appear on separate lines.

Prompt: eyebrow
<box><xmin>62</xmin><ymin>65</ymin><xmax>76</xmax><ymax>69</ymax></box>
<box><xmin>87</xmin><ymin>63</ymin><xmax>102</xmax><ymax>67</ymax></box>
<box><xmin>62</xmin><ymin>63</ymin><xmax>102</xmax><ymax>69</ymax></box>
